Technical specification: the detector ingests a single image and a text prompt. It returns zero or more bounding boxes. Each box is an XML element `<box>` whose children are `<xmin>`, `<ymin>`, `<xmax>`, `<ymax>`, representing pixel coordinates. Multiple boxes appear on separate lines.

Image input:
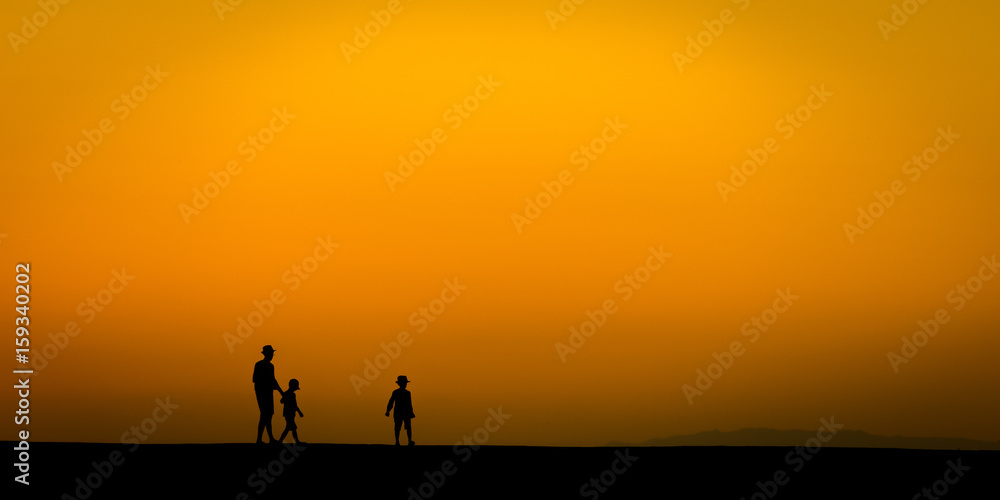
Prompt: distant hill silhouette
<box><xmin>608</xmin><ymin>428</ymin><xmax>1000</xmax><ymax>450</ymax></box>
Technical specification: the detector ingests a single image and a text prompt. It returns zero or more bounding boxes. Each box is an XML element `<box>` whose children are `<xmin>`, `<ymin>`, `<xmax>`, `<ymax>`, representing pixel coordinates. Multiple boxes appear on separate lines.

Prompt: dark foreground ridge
<box><xmin>11</xmin><ymin>442</ymin><xmax>997</xmax><ymax>499</ymax></box>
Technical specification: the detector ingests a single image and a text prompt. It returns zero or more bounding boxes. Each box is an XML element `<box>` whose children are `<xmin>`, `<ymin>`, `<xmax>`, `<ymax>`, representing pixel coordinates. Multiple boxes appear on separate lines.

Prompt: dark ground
<box><xmin>8</xmin><ymin>442</ymin><xmax>998</xmax><ymax>499</ymax></box>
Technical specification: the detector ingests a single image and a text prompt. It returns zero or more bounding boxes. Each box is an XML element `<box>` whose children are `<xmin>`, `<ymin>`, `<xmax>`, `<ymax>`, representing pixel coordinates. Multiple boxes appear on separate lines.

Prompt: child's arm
<box><xmin>297</xmin><ymin>402</ymin><xmax>303</xmax><ymax>418</ymax></box>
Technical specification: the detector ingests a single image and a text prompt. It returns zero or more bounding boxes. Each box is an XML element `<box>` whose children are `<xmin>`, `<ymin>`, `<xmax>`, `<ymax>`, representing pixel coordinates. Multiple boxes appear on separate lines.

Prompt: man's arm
<box><xmin>270</xmin><ymin>365</ymin><xmax>284</xmax><ymax>395</ymax></box>
<box><xmin>385</xmin><ymin>393</ymin><xmax>395</xmax><ymax>416</ymax></box>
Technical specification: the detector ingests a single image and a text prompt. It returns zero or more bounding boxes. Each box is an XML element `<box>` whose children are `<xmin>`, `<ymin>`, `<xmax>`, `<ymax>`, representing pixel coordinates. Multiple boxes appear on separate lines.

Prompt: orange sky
<box><xmin>2</xmin><ymin>0</ymin><xmax>999</xmax><ymax>446</ymax></box>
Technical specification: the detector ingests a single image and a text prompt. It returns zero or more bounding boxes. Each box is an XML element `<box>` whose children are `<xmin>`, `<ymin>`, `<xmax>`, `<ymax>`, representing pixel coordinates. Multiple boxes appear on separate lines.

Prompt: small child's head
<box><xmin>395</xmin><ymin>375</ymin><xmax>410</xmax><ymax>388</ymax></box>
<box><xmin>288</xmin><ymin>379</ymin><xmax>300</xmax><ymax>392</ymax></box>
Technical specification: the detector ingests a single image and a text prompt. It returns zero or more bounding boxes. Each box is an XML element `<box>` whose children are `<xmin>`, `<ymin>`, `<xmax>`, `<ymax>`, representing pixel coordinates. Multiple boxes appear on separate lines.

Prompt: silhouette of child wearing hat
<box><xmin>278</xmin><ymin>379</ymin><xmax>304</xmax><ymax>444</ymax></box>
<box><xmin>385</xmin><ymin>375</ymin><xmax>415</xmax><ymax>446</ymax></box>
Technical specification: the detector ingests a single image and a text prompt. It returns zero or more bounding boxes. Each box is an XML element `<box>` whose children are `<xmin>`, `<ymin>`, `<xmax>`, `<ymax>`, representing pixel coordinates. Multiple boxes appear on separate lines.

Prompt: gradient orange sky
<box><xmin>2</xmin><ymin>0</ymin><xmax>999</xmax><ymax>446</ymax></box>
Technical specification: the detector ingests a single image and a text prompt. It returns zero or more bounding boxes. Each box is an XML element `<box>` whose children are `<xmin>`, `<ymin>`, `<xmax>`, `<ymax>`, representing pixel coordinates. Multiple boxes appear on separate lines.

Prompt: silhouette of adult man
<box><xmin>253</xmin><ymin>345</ymin><xmax>285</xmax><ymax>444</ymax></box>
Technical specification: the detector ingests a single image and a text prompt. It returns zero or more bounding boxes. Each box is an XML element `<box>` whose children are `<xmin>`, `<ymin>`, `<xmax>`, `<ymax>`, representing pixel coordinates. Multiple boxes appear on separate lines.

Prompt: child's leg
<box><xmin>292</xmin><ymin>429</ymin><xmax>299</xmax><ymax>443</ymax></box>
<box><xmin>393</xmin><ymin>419</ymin><xmax>402</xmax><ymax>445</ymax></box>
<box><xmin>278</xmin><ymin>426</ymin><xmax>289</xmax><ymax>443</ymax></box>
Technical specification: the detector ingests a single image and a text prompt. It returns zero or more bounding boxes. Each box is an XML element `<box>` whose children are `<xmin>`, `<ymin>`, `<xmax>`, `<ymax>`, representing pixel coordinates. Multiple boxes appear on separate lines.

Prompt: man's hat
<box><xmin>396</xmin><ymin>375</ymin><xmax>410</xmax><ymax>384</ymax></box>
<box><xmin>262</xmin><ymin>345</ymin><xmax>276</xmax><ymax>354</ymax></box>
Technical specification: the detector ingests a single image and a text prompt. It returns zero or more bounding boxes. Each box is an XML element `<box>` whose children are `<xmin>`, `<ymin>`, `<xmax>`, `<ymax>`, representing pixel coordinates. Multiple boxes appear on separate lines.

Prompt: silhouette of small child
<box><xmin>278</xmin><ymin>379</ymin><xmax>304</xmax><ymax>444</ymax></box>
<box><xmin>385</xmin><ymin>375</ymin><xmax>415</xmax><ymax>446</ymax></box>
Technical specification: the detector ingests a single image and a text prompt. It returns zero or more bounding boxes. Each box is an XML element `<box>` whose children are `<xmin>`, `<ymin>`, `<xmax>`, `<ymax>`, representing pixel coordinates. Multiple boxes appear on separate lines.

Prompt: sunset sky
<box><xmin>2</xmin><ymin>0</ymin><xmax>998</xmax><ymax>447</ymax></box>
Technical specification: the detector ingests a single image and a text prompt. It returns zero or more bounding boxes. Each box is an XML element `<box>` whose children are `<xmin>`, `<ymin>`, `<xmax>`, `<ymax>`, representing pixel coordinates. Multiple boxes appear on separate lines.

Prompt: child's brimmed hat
<box><xmin>288</xmin><ymin>378</ymin><xmax>300</xmax><ymax>390</ymax></box>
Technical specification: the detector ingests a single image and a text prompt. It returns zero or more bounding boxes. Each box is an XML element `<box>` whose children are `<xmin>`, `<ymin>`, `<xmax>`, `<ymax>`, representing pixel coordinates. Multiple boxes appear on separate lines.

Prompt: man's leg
<box><xmin>394</xmin><ymin>419</ymin><xmax>402</xmax><ymax>445</ymax></box>
<box><xmin>404</xmin><ymin>419</ymin><xmax>413</xmax><ymax>445</ymax></box>
<box><xmin>265</xmin><ymin>415</ymin><xmax>276</xmax><ymax>442</ymax></box>
<box><xmin>257</xmin><ymin>414</ymin><xmax>267</xmax><ymax>443</ymax></box>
